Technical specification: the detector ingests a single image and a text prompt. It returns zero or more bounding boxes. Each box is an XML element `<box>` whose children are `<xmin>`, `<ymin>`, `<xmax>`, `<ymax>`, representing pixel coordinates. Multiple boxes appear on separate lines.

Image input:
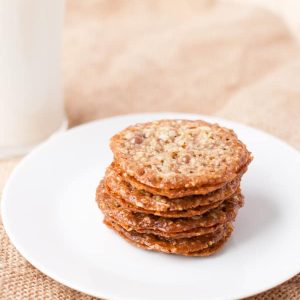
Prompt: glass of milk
<box><xmin>0</xmin><ymin>0</ymin><xmax>66</xmax><ymax>159</ymax></box>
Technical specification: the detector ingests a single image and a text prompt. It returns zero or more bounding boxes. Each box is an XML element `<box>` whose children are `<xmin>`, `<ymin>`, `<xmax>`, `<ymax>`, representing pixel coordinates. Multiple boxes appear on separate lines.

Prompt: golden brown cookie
<box><xmin>110</xmin><ymin>119</ymin><xmax>252</xmax><ymax>192</ymax></box>
<box><xmin>106</xmin><ymin>186</ymin><xmax>224</xmax><ymax>218</ymax></box>
<box><xmin>105</xmin><ymin>163</ymin><xmax>241</xmax><ymax>213</ymax></box>
<box><xmin>104</xmin><ymin>218</ymin><xmax>233</xmax><ymax>256</ymax></box>
<box><xmin>96</xmin><ymin>181</ymin><xmax>243</xmax><ymax>234</ymax></box>
<box><xmin>120</xmin><ymin>163</ymin><xmax>248</xmax><ymax>198</ymax></box>
<box><xmin>180</xmin><ymin>228</ymin><xmax>232</xmax><ymax>256</ymax></box>
<box><xmin>105</xmin><ymin>216</ymin><xmax>227</xmax><ymax>239</ymax></box>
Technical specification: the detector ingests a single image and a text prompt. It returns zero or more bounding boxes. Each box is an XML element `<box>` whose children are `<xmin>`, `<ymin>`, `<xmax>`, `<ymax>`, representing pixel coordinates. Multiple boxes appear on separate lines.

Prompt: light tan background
<box><xmin>1</xmin><ymin>0</ymin><xmax>300</xmax><ymax>299</ymax></box>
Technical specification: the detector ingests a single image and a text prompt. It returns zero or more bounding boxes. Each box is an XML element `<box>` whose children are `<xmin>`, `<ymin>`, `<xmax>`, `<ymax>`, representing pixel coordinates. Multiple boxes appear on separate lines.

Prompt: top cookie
<box><xmin>110</xmin><ymin>119</ymin><xmax>251</xmax><ymax>190</ymax></box>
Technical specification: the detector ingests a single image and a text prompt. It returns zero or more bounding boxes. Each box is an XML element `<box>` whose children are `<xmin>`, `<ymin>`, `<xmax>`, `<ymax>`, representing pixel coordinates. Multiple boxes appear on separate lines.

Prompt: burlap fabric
<box><xmin>1</xmin><ymin>0</ymin><xmax>300</xmax><ymax>299</ymax></box>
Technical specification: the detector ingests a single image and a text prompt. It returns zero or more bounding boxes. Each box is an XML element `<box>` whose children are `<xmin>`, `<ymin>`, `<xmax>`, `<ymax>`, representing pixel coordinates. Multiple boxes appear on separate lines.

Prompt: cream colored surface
<box><xmin>232</xmin><ymin>0</ymin><xmax>300</xmax><ymax>40</ymax></box>
<box><xmin>1</xmin><ymin>0</ymin><xmax>300</xmax><ymax>299</ymax></box>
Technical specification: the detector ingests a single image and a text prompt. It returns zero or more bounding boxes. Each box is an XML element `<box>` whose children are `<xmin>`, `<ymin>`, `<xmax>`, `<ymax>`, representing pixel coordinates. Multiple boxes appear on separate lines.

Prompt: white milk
<box><xmin>0</xmin><ymin>0</ymin><xmax>65</xmax><ymax>158</ymax></box>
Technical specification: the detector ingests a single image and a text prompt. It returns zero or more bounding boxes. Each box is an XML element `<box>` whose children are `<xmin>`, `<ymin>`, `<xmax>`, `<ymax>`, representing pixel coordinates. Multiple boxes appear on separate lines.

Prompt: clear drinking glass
<box><xmin>0</xmin><ymin>0</ymin><xmax>66</xmax><ymax>158</ymax></box>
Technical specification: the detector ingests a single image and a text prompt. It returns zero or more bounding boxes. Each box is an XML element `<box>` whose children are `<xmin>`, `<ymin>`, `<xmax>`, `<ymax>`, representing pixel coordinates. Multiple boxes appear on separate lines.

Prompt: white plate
<box><xmin>2</xmin><ymin>113</ymin><xmax>300</xmax><ymax>300</ymax></box>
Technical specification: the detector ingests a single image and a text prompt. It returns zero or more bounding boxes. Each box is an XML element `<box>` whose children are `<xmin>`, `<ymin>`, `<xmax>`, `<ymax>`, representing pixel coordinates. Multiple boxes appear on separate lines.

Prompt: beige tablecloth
<box><xmin>1</xmin><ymin>0</ymin><xmax>300</xmax><ymax>299</ymax></box>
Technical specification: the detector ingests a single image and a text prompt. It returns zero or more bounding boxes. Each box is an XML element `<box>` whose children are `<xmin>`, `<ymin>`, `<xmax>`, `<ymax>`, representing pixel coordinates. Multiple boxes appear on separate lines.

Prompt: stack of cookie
<box><xmin>96</xmin><ymin>119</ymin><xmax>252</xmax><ymax>256</ymax></box>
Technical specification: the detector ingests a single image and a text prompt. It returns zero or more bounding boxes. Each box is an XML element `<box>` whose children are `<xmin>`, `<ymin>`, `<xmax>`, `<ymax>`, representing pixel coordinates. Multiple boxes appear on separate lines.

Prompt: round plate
<box><xmin>2</xmin><ymin>113</ymin><xmax>300</xmax><ymax>300</ymax></box>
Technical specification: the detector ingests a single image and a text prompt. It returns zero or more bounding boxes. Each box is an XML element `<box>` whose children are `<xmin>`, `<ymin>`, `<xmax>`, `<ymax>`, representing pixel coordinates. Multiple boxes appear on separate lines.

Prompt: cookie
<box><xmin>110</xmin><ymin>119</ymin><xmax>252</xmax><ymax>192</ymax></box>
<box><xmin>97</xmin><ymin>181</ymin><xmax>243</xmax><ymax>234</ymax></box>
<box><xmin>105</xmin><ymin>163</ymin><xmax>241</xmax><ymax>212</ymax></box>
<box><xmin>104</xmin><ymin>218</ymin><xmax>233</xmax><ymax>256</ymax></box>
<box><xmin>105</xmin><ymin>216</ymin><xmax>227</xmax><ymax>239</ymax></box>
<box><xmin>119</xmin><ymin>162</ymin><xmax>248</xmax><ymax>198</ymax></box>
<box><xmin>106</xmin><ymin>187</ymin><xmax>224</xmax><ymax>218</ymax></box>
